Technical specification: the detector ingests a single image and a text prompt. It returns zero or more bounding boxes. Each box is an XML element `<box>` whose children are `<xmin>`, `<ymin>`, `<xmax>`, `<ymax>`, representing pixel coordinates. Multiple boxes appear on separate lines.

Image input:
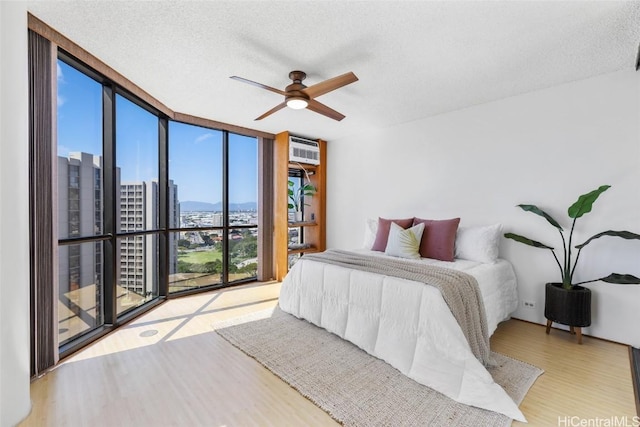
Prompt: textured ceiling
<box><xmin>27</xmin><ymin>1</ymin><xmax>640</xmax><ymax>141</ymax></box>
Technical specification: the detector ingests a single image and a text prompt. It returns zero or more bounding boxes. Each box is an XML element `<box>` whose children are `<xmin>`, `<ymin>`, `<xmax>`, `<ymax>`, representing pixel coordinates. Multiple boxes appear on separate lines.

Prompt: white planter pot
<box><xmin>294</xmin><ymin>211</ymin><xmax>303</xmax><ymax>222</ymax></box>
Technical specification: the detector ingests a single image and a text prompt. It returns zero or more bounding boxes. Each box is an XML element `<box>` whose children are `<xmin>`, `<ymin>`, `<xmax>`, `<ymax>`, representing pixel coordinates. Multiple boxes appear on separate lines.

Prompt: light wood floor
<box><xmin>492</xmin><ymin>319</ymin><xmax>636</xmax><ymax>426</ymax></box>
<box><xmin>20</xmin><ymin>282</ymin><xmax>636</xmax><ymax>426</ymax></box>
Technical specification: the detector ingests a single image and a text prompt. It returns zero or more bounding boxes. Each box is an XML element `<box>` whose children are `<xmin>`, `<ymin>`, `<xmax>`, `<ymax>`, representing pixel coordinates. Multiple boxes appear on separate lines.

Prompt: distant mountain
<box><xmin>180</xmin><ymin>201</ymin><xmax>218</xmax><ymax>212</ymax></box>
<box><xmin>180</xmin><ymin>201</ymin><xmax>257</xmax><ymax>212</ymax></box>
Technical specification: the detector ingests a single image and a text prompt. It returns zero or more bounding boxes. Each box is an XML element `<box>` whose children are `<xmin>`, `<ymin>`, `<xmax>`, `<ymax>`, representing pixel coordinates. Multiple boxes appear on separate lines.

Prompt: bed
<box><xmin>278</xmin><ymin>219</ymin><xmax>524</xmax><ymax>421</ymax></box>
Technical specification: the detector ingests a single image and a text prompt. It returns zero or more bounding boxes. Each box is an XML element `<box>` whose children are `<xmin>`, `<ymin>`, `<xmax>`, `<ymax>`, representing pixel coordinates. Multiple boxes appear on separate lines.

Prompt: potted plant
<box><xmin>288</xmin><ymin>179</ymin><xmax>316</xmax><ymax>222</ymax></box>
<box><xmin>504</xmin><ymin>185</ymin><xmax>640</xmax><ymax>343</ymax></box>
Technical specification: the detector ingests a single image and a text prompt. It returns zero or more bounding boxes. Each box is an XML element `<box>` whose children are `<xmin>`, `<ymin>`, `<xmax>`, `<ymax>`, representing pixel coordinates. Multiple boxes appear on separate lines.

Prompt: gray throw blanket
<box><xmin>301</xmin><ymin>249</ymin><xmax>493</xmax><ymax>366</ymax></box>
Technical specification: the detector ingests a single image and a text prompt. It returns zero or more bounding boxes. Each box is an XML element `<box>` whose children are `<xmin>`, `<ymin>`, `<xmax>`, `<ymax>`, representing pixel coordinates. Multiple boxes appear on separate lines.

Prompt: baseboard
<box><xmin>510</xmin><ymin>317</ymin><xmax>631</xmax><ymax>346</ymax></box>
<box><xmin>630</xmin><ymin>346</ymin><xmax>640</xmax><ymax>417</ymax></box>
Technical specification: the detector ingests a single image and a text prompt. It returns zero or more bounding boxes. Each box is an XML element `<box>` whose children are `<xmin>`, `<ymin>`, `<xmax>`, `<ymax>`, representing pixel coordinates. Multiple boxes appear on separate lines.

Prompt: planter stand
<box><xmin>545</xmin><ymin>321</ymin><xmax>584</xmax><ymax>344</ymax></box>
<box><xmin>544</xmin><ymin>282</ymin><xmax>591</xmax><ymax>344</ymax></box>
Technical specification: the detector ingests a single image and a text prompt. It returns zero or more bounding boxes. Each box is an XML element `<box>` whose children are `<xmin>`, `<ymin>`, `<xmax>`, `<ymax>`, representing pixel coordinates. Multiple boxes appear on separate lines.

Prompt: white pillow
<box><xmin>362</xmin><ymin>217</ymin><xmax>378</xmax><ymax>249</ymax></box>
<box><xmin>385</xmin><ymin>222</ymin><xmax>424</xmax><ymax>259</ymax></box>
<box><xmin>455</xmin><ymin>223</ymin><xmax>503</xmax><ymax>263</ymax></box>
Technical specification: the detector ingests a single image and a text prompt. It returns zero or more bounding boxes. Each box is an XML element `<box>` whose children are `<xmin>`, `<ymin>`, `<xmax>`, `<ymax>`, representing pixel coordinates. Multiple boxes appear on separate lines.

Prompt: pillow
<box><xmin>385</xmin><ymin>222</ymin><xmax>425</xmax><ymax>259</ymax></box>
<box><xmin>371</xmin><ymin>217</ymin><xmax>415</xmax><ymax>251</ymax></box>
<box><xmin>455</xmin><ymin>223</ymin><xmax>503</xmax><ymax>263</ymax></box>
<box><xmin>412</xmin><ymin>217</ymin><xmax>460</xmax><ymax>261</ymax></box>
<box><xmin>362</xmin><ymin>217</ymin><xmax>379</xmax><ymax>249</ymax></box>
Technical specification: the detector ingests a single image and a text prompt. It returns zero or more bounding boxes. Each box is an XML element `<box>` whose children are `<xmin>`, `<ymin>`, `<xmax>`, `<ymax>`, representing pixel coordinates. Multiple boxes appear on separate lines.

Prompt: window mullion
<box><xmin>158</xmin><ymin>116</ymin><xmax>169</xmax><ymax>297</ymax></box>
<box><xmin>222</xmin><ymin>131</ymin><xmax>229</xmax><ymax>284</ymax></box>
<box><xmin>102</xmin><ymin>83</ymin><xmax>117</xmax><ymax>326</ymax></box>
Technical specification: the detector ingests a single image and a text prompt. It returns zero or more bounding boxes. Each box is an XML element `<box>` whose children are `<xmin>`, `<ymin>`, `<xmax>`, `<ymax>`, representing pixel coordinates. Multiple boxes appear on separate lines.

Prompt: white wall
<box><xmin>0</xmin><ymin>2</ymin><xmax>32</xmax><ymax>425</ymax></box>
<box><xmin>327</xmin><ymin>70</ymin><xmax>640</xmax><ymax>346</ymax></box>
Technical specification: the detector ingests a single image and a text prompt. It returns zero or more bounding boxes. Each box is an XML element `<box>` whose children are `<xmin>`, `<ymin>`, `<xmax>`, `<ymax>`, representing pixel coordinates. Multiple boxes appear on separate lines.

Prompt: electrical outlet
<box><xmin>522</xmin><ymin>300</ymin><xmax>536</xmax><ymax>309</ymax></box>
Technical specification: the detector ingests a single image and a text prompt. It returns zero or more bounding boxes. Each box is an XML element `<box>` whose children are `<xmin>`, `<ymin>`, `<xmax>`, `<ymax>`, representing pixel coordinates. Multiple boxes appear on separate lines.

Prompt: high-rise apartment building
<box><xmin>119</xmin><ymin>180</ymin><xmax>179</xmax><ymax>297</ymax></box>
<box><xmin>57</xmin><ymin>152</ymin><xmax>107</xmax><ymax>326</ymax></box>
<box><xmin>58</xmin><ymin>152</ymin><xmax>179</xmax><ymax>314</ymax></box>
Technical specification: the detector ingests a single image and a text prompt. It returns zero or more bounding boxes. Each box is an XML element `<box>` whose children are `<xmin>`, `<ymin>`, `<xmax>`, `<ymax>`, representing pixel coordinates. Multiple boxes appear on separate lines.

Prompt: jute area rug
<box><xmin>214</xmin><ymin>307</ymin><xmax>542</xmax><ymax>427</ymax></box>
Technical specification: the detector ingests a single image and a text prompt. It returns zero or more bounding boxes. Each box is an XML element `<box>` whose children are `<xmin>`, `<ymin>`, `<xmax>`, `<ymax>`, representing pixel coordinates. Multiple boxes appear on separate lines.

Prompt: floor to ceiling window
<box><xmin>115</xmin><ymin>93</ymin><xmax>160</xmax><ymax>315</ymax></box>
<box><xmin>228</xmin><ymin>133</ymin><xmax>259</xmax><ymax>282</ymax></box>
<box><xmin>168</xmin><ymin>122</ymin><xmax>224</xmax><ymax>292</ymax></box>
<box><xmin>55</xmin><ymin>52</ymin><xmax>260</xmax><ymax>353</ymax></box>
<box><xmin>168</xmin><ymin>123</ymin><xmax>258</xmax><ymax>294</ymax></box>
<box><xmin>56</xmin><ymin>58</ymin><xmax>105</xmax><ymax>346</ymax></box>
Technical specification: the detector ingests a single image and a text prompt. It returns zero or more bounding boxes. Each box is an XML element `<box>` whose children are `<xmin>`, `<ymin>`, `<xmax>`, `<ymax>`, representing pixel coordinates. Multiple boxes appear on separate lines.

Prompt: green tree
<box><xmin>238</xmin><ymin>263</ymin><xmax>258</xmax><ymax>276</ymax></box>
<box><xmin>177</xmin><ymin>260</ymin><xmax>193</xmax><ymax>273</ymax></box>
<box><xmin>177</xmin><ymin>239</ymin><xmax>191</xmax><ymax>248</ymax></box>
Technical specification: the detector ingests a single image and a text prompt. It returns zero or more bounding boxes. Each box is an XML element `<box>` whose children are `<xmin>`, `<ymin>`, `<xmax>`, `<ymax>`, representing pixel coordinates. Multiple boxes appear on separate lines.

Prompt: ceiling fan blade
<box><xmin>255</xmin><ymin>102</ymin><xmax>287</xmax><ymax>120</ymax></box>
<box><xmin>230</xmin><ymin>76</ymin><xmax>287</xmax><ymax>96</ymax></box>
<box><xmin>306</xmin><ymin>99</ymin><xmax>345</xmax><ymax>121</ymax></box>
<box><xmin>302</xmin><ymin>72</ymin><xmax>358</xmax><ymax>99</ymax></box>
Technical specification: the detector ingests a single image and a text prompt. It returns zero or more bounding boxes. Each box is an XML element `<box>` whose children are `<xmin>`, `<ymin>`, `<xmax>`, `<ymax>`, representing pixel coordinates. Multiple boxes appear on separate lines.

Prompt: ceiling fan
<box><xmin>230</xmin><ymin>70</ymin><xmax>358</xmax><ymax>121</ymax></box>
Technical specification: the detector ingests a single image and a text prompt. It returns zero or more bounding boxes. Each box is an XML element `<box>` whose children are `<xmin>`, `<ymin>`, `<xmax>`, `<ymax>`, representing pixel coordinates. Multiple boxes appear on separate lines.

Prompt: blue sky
<box><xmin>57</xmin><ymin>60</ymin><xmax>257</xmax><ymax>204</ymax></box>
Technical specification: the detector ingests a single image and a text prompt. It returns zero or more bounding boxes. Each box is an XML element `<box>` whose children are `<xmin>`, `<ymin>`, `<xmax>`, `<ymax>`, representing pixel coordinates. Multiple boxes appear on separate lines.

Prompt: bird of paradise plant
<box><xmin>287</xmin><ymin>180</ymin><xmax>316</xmax><ymax>212</ymax></box>
<box><xmin>504</xmin><ymin>185</ymin><xmax>640</xmax><ymax>290</ymax></box>
<box><xmin>287</xmin><ymin>163</ymin><xmax>316</xmax><ymax>214</ymax></box>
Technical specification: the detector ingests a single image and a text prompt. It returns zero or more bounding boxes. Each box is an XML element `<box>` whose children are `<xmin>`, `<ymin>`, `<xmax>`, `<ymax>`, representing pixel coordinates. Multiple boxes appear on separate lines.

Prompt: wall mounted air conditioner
<box><xmin>289</xmin><ymin>136</ymin><xmax>320</xmax><ymax>165</ymax></box>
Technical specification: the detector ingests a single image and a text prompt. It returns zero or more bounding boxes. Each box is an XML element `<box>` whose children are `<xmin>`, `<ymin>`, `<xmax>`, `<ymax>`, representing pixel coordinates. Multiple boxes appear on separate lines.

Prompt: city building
<box><xmin>58</xmin><ymin>153</ymin><xmax>179</xmax><ymax>317</ymax></box>
<box><xmin>119</xmin><ymin>180</ymin><xmax>179</xmax><ymax>298</ymax></box>
<box><xmin>57</xmin><ymin>152</ymin><xmax>109</xmax><ymax>328</ymax></box>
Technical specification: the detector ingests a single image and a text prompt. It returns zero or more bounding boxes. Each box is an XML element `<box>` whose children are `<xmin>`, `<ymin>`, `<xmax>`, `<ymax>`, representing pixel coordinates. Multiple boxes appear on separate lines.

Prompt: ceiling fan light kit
<box><xmin>230</xmin><ymin>70</ymin><xmax>358</xmax><ymax>121</ymax></box>
<box><xmin>286</xmin><ymin>97</ymin><xmax>308</xmax><ymax>110</ymax></box>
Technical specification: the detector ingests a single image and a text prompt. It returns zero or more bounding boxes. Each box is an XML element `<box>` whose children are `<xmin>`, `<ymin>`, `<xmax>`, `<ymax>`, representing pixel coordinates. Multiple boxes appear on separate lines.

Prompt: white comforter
<box><xmin>278</xmin><ymin>250</ymin><xmax>524</xmax><ymax>421</ymax></box>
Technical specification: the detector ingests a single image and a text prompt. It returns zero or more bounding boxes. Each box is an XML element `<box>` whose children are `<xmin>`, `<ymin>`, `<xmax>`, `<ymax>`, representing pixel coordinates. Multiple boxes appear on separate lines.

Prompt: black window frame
<box><xmin>56</xmin><ymin>50</ymin><xmax>260</xmax><ymax>358</ymax></box>
<box><xmin>167</xmin><ymin>120</ymin><xmax>259</xmax><ymax>297</ymax></box>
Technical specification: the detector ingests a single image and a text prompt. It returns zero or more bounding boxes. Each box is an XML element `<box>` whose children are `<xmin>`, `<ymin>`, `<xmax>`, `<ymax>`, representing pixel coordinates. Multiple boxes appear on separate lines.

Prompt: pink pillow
<box><xmin>412</xmin><ymin>217</ymin><xmax>461</xmax><ymax>261</ymax></box>
<box><xmin>371</xmin><ymin>217</ymin><xmax>414</xmax><ymax>251</ymax></box>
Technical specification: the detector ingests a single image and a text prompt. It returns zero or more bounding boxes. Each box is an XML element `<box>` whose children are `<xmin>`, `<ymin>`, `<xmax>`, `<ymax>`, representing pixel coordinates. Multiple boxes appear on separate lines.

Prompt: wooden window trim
<box><xmin>27</xmin><ymin>13</ymin><xmax>275</xmax><ymax>140</ymax></box>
